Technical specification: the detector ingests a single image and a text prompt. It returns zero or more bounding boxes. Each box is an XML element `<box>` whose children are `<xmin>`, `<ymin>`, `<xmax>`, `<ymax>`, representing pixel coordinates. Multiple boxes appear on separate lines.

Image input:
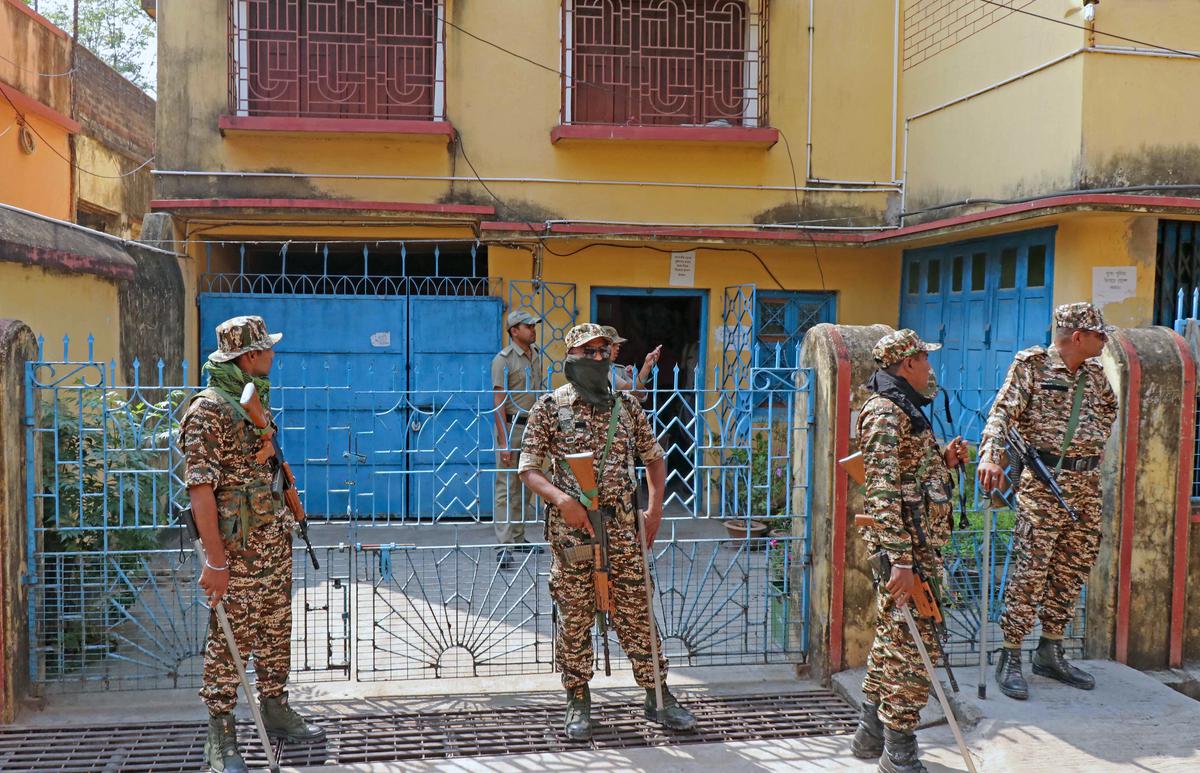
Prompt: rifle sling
<box><xmin>1053</xmin><ymin>376</ymin><xmax>1086</xmax><ymax>475</ymax></box>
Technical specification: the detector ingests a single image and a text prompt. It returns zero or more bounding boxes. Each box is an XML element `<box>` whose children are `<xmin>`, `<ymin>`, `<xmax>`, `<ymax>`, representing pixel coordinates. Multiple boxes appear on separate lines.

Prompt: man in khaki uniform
<box><xmin>492</xmin><ymin>310</ymin><xmax>547</xmax><ymax>569</ymax></box>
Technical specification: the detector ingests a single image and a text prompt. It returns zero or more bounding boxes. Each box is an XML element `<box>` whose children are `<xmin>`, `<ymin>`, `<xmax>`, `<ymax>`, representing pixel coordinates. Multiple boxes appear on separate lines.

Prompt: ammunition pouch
<box><xmin>216</xmin><ymin>480</ymin><xmax>282</xmax><ymax>549</ymax></box>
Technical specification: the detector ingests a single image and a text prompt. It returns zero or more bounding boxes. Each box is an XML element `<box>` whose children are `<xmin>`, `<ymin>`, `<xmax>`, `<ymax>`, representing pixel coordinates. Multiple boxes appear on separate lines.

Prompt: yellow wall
<box><xmin>1053</xmin><ymin>214</ymin><xmax>1158</xmax><ymax>328</ymax></box>
<box><xmin>156</xmin><ymin>0</ymin><xmax>896</xmax><ymax>225</ymax></box>
<box><xmin>0</xmin><ymin>261</ymin><xmax>120</xmax><ymax>362</ymax></box>
<box><xmin>491</xmin><ymin>240</ymin><xmax>902</xmax><ymax>385</ymax></box>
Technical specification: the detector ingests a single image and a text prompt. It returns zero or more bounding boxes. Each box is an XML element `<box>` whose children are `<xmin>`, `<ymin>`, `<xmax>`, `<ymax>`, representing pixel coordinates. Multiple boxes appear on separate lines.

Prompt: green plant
<box><xmin>38</xmin><ymin>385</ymin><xmax>186</xmax><ymax>674</ymax></box>
<box><xmin>723</xmin><ymin>427</ymin><xmax>794</xmax><ymax>533</ymax></box>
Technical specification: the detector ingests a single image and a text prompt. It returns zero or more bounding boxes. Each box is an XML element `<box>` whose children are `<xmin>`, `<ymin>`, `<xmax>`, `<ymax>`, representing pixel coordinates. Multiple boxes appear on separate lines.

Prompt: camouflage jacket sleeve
<box><xmin>517</xmin><ymin>395</ymin><xmax>554</xmax><ymax>474</ymax></box>
<box><xmin>978</xmin><ymin>356</ymin><xmax>1034</xmax><ymax>464</ymax></box>
<box><xmin>860</xmin><ymin>400</ymin><xmax>913</xmax><ymax>566</ymax></box>
<box><xmin>181</xmin><ymin>397</ymin><xmax>226</xmax><ymax>489</ymax></box>
<box><xmin>622</xmin><ymin>394</ymin><xmax>665</xmax><ymax>464</ymax></box>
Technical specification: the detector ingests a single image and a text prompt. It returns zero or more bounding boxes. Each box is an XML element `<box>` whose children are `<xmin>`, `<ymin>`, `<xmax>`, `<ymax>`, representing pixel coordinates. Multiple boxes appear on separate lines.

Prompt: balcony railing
<box><xmin>227</xmin><ymin>0</ymin><xmax>446</xmax><ymax>121</ymax></box>
<box><xmin>561</xmin><ymin>0</ymin><xmax>769</xmax><ymax>128</ymax></box>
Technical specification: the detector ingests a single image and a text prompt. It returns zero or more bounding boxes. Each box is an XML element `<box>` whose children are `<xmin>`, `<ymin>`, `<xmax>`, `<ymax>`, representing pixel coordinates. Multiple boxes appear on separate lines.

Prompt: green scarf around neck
<box><xmin>203</xmin><ymin>359</ymin><xmax>272</xmax><ymax>410</ymax></box>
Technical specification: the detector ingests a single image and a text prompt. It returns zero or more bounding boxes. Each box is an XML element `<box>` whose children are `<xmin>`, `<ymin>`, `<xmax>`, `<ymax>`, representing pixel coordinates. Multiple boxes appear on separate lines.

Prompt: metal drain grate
<box><xmin>0</xmin><ymin>690</ymin><xmax>858</xmax><ymax>771</ymax></box>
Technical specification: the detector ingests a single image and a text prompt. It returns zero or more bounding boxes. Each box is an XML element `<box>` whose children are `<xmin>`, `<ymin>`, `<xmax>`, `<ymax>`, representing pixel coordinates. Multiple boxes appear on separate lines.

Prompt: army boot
<box><xmin>644</xmin><ymin>685</ymin><xmax>697</xmax><ymax>731</ymax></box>
<box><xmin>878</xmin><ymin>726</ymin><xmax>927</xmax><ymax>773</ymax></box>
<box><xmin>204</xmin><ymin>713</ymin><xmax>248</xmax><ymax>773</ymax></box>
<box><xmin>1032</xmin><ymin>637</ymin><xmax>1095</xmax><ymax>690</ymax></box>
<box><xmin>995</xmin><ymin>647</ymin><xmax>1029</xmax><ymax>700</ymax></box>
<box><xmin>260</xmin><ymin>691</ymin><xmax>327</xmax><ymax>743</ymax></box>
<box><xmin>850</xmin><ymin>701</ymin><xmax>884</xmax><ymax>759</ymax></box>
<box><xmin>564</xmin><ymin>684</ymin><xmax>593</xmax><ymax>742</ymax></box>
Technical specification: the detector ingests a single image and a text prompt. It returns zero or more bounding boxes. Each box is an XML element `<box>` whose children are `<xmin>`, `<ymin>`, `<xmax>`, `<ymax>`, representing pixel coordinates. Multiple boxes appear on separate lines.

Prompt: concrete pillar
<box><xmin>799</xmin><ymin>322</ymin><xmax>894</xmax><ymax>681</ymax></box>
<box><xmin>1097</xmin><ymin>327</ymin><xmax>1198</xmax><ymax>669</ymax></box>
<box><xmin>0</xmin><ymin>320</ymin><xmax>37</xmax><ymax>723</ymax></box>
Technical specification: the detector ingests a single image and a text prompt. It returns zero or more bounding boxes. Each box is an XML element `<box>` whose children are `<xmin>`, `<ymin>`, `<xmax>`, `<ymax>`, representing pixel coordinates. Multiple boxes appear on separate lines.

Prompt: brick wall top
<box><xmin>74</xmin><ymin>46</ymin><xmax>154</xmax><ymax>160</ymax></box>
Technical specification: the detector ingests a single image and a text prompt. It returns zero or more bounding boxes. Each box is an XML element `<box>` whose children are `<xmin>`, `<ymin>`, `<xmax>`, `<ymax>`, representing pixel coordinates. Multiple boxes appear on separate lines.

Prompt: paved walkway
<box><xmin>16</xmin><ymin>661</ymin><xmax>1200</xmax><ymax>771</ymax></box>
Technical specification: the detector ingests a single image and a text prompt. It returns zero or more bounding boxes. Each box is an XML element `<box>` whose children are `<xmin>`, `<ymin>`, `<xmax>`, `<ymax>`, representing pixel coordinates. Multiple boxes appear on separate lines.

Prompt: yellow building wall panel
<box><xmin>0</xmin><ymin>261</ymin><xmax>120</xmax><ymax>363</ymax></box>
<box><xmin>1052</xmin><ymin>214</ymin><xmax>1157</xmax><ymax>328</ymax></box>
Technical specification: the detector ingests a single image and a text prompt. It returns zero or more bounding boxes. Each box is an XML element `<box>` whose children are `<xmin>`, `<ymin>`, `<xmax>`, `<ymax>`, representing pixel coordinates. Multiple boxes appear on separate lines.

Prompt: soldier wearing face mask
<box><xmin>518</xmin><ymin>323</ymin><xmax>696</xmax><ymax>741</ymax></box>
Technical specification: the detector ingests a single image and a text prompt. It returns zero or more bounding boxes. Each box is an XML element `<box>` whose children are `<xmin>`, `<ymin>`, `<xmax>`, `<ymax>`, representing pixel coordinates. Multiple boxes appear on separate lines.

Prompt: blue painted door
<box><xmin>199</xmin><ymin>293</ymin><xmax>501</xmax><ymax>520</ymax></box>
<box><xmin>406</xmin><ymin>296</ymin><xmax>502</xmax><ymax>521</ymax></box>
<box><xmin>900</xmin><ymin>228</ymin><xmax>1054</xmax><ymax>441</ymax></box>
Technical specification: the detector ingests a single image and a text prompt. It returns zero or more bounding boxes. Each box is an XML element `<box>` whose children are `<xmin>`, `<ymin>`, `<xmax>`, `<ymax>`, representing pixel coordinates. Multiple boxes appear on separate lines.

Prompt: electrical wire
<box><xmin>0</xmin><ymin>51</ymin><xmax>76</xmax><ymax>78</ymax></box>
<box><xmin>979</xmin><ymin>0</ymin><xmax>1200</xmax><ymax>59</ymax></box>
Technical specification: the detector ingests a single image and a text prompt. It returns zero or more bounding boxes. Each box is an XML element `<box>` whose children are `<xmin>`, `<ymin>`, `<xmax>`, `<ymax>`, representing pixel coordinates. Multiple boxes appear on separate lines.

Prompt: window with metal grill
<box><xmin>228</xmin><ymin>0</ymin><xmax>445</xmax><ymax>120</ymax></box>
<box><xmin>562</xmin><ymin>0</ymin><xmax>767</xmax><ymax>127</ymax></box>
<box><xmin>1157</xmin><ymin>220</ymin><xmax>1200</xmax><ymax>325</ymax></box>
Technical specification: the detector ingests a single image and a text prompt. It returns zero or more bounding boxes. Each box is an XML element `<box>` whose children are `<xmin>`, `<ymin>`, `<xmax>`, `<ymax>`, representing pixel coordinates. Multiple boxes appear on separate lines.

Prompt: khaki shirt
<box><xmin>491</xmin><ymin>343</ymin><xmax>545</xmax><ymax>415</ymax></box>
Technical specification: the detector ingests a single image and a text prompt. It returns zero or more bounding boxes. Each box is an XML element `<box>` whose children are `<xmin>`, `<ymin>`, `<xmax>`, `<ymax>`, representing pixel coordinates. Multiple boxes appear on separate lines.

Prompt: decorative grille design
<box><xmin>228</xmin><ymin>0</ymin><xmax>446</xmax><ymax>120</ymax></box>
<box><xmin>562</xmin><ymin>0</ymin><xmax>768</xmax><ymax>127</ymax></box>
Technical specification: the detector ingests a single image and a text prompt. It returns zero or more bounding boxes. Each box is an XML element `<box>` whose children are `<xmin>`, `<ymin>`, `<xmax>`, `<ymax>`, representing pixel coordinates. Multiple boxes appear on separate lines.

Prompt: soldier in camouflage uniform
<box><xmin>978</xmin><ymin>302</ymin><xmax>1118</xmax><ymax>701</ymax></box>
<box><xmin>851</xmin><ymin>329</ymin><xmax>967</xmax><ymax>773</ymax></box>
<box><xmin>519</xmin><ymin>323</ymin><xmax>697</xmax><ymax>741</ymax></box>
<box><xmin>182</xmin><ymin>316</ymin><xmax>325</xmax><ymax>773</ymax></box>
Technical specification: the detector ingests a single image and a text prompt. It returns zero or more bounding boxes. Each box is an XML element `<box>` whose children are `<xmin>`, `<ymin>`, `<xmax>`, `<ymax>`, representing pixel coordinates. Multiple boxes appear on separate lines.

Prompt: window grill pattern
<box><xmin>228</xmin><ymin>0</ymin><xmax>445</xmax><ymax>120</ymax></box>
<box><xmin>563</xmin><ymin>0</ymin><xmax>767</xmax><ymax>127</ymax></box>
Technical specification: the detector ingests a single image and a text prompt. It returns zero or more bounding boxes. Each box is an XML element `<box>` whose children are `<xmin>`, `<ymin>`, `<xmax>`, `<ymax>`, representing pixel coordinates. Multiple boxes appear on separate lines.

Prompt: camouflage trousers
<box><xmin>1001</xmin><ymin>467</ymin><xmax>1102</xmax><ymax>645</ymax></box>
<box><xmin>199</xmin><ymin>515</ymin><xmax>293</xmax><ymax>716</ymax></box>
<box><xmin>548</xmin><ymin>500</ymin><xmax>667</xmax><ymax>690</ymax></box>
<box><xmin>861</xmin><ymin>580</ymin><xmax>941</xmax><ymax>732</ymax></box>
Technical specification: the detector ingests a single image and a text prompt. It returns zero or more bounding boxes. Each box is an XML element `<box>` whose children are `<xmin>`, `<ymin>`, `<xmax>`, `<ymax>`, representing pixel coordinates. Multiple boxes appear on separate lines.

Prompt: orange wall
<box><xmin>0</xmin><ymin>100</ymin><xmax>71</xmax><ymax>219</ymax></box>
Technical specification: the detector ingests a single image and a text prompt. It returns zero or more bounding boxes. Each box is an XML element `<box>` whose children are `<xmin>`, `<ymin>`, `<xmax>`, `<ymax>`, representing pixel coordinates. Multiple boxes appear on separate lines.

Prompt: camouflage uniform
<box><xmin>859</xmin><ymin>330</ymin><xmax>955</xmax><ymax>733</ymax></box>
<box><xmin>182</xmin><ymin>317</ymin><xmax>292</xmax><ymax>717</ymax></box>
<box><xmin>518</xmin><ymin>326</ymin><xmax>668</xmax><ymax>690</ymax></box>
<box><xmin>980</xmin><ymin>303</ymin><xmax>1118</xmax><ymax>646</ymax></box>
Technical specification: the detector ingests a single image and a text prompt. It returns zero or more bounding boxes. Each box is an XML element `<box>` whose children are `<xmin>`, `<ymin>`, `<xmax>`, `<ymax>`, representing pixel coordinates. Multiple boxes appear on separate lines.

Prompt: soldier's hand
<box><xmin>557</xmin><ymin>496</ymin><xmax>594</xmax><ymax>537</ymax></box>
<box><xmin>943</xmin><ymin>436</ymin><xmax>968</xmax><ymax>468</ymax></box>
<box><xmin>886</xmin><ymin>565</ymin><xmax>916</xmax><ymax>606</ymax></box>
<box><xmin>641</xmin><ymin>508</ymin><xmax>663</xmax><ymax>546</ymax></box>
<box><xmin>200</xmin><ymin>564</ymin><xmax>229</xmax><ymax>607</ymax></box>
<box><xmin>977</xmin><ymin>461</ymin><xmax>1006</xmax><ymax>494</ymax></box>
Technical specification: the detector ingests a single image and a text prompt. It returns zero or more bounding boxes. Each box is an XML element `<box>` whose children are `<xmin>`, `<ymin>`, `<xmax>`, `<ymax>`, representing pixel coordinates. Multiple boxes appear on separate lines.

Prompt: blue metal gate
<box><xmin>24</xmin><ymin>250</ymin><xmax>814</xmax><ymax>694</ymax></box>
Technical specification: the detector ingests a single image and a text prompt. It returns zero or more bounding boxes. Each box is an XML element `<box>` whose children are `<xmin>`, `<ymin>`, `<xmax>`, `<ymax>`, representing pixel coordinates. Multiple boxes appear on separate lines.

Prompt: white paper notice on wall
<box><xmin>669</xmin><ymin>250</ymin><xmax>696</xmax><ymax>287</ymax></box>
<box><xmin>370</xmin><ymin>331</ymin><xmax>392</xmax><ymax>348</ymax></box>
<box><xmin>1092</xmin><ymin>266</ymin><xmax>1137</xmax><ymax>307</ymax></box>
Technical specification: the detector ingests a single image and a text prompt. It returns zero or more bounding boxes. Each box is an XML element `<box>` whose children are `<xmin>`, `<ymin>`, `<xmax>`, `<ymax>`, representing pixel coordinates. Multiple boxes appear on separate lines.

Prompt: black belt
<box><xmin>1036</xmin><ymin>449</ymin><xmax>1101</xmax><ymax>472</ymax></box>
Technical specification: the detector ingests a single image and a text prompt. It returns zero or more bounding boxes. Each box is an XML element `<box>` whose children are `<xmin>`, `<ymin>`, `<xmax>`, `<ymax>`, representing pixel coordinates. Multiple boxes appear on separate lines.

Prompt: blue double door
<box><xmin>899</xmin><ymin>228</ymin><xmax>1055</xmax><ymax>441</ymax></box>
<box><xmin>199</xmin><ymin>294</ymin><xmax>502</xmax><ymax>520</ymax></box>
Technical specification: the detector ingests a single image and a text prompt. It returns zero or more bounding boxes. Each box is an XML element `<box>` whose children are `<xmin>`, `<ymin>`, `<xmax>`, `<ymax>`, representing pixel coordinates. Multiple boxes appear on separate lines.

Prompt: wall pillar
<box><xmin>800</xmin><ymin>322</ymin><xmax>893</xmax><ymax>680</ymax></box>
<box><xmin>0</xmin><ymin>319</ymin><xmax>37</xmax><ymax>723</ymax></box>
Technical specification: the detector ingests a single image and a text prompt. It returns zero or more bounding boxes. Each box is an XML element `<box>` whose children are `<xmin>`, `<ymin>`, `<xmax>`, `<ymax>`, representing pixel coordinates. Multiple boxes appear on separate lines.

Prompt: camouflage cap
<box><xmin>564</xmin><ymin>323</ymin><xmax>613</xmax><ymax>349</ymax></box>
<box><xmin>209</xmin><ymin>315</ymin><xmax>282</xmax><ymax>363</ymax></box>
<box><xmin>601</xmin><ymin>325</ymin><xmax>628</xmax><ymax>344</ymax></box>
<box><xmin>1054</xmin><ymin>302</ymin><xmax>1114</xmax><ymax>334</ymax></box>
<box><xmin>873</xmin><ymin>329</ymin><xmax>941</xmax><ymax>368</ymax></box>
<box><xmin>505</xmin><ymin>309</ymin><xmax>541</xmax><ymax>328</ymax></box>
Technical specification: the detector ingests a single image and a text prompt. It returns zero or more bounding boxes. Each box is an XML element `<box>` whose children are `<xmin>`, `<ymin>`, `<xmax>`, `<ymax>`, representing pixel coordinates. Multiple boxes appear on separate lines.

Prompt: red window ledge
<box><xmin>550</xmin><ymin>124</ymin><xmax>778</xmax><ymax>148</ymax></box>
<box><xmin>219</xmin><ymin>115</ymin><xmax>456</xmax><ymax>142</ymax></box>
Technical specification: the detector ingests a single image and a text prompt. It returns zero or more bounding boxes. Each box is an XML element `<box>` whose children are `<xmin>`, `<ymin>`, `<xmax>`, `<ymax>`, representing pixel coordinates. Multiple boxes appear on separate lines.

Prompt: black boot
<box><xmin>995</xmin><ymin>647</ymin><xmax>1029</xmax><ymax>700</ymax></box>
<box><xmin>850</xmin><ymin>701</ymin><xmax>884</xmax><ymax>759</ymax></box>
<box><xmin>260</xmin><ymin>691</ymin><xmax>327</xmax><ymax>743</ymax></box>
<box><xmin>1032</xmin><ymin>637</ymin><xmax>1095</xmax><ymax>690</ymax></box>
<box><xmin>564</xmin><ymin>684</ymin><xmax>593</xmax><ymax>742</ymax></box>
<box><xmin>878</xmin><ymin>726</ymin><xmax>927</xmax><ymax>773</ymax></box>
<box><xmin>204</xmin><ymin>713</ymin><xmax>248</xmax><ymax>773</ymax></box>
<box><xmin>644</xmin><ymin>685</ymin><xmax>697</xmax><ymax>731</ymax></box>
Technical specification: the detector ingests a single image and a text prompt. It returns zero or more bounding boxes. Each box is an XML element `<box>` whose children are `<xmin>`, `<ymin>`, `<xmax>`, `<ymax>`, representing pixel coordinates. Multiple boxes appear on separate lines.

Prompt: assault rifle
<box><xmin>239</xmin><ymin>383</ymin><xmax>320</xmax><ymax>570</ymax></box>
<box><xmin>1003</xmin><ymin>428</ymin><xmax>1079</xmax><ymax>522</ymax></box>
<box><xmin>565</xmin><ymin>452</ymin><xmax>613</xmax><ymax>675</ymax></box>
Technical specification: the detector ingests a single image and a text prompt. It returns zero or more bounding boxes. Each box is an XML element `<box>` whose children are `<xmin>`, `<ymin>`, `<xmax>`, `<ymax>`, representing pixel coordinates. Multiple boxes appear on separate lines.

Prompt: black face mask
<box><xmin>564</xmin><ymin>355</ymin><xmax>613</xmax><ymax>407</ymax></box>
<box><xmin>866</xmin><ymin>369</ymin><xmax>933</xmax><ymax>434</ymax></box>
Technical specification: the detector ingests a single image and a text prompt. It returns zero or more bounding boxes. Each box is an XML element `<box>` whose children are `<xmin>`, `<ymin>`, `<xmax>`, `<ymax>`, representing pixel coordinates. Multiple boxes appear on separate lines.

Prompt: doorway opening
<box><xmin>594</xmin><ymin>288</ymin><xmax>707</xmax><ymax>500</ymax></box>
